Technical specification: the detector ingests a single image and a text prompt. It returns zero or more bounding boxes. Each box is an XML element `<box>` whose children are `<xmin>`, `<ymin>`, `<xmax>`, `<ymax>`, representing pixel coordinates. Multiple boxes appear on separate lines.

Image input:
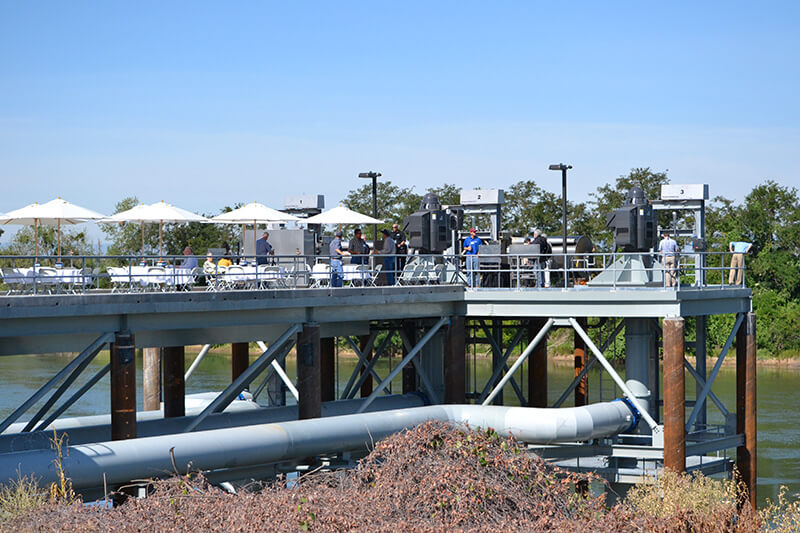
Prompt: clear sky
<box><xmin>1</xmin><ymin>1</ymin><xmax>799</xmax><ymax>237</ymax></box>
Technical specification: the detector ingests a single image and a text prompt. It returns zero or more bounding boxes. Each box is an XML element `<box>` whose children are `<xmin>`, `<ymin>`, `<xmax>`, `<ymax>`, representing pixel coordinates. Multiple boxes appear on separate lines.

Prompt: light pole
<box><xmin>358</xmin><ymin>171</ymin><xmax>381</xmax><ymax>245</ymax></box>
<box><xmin>549</xmin><ymin>163</ymin><xmax>572</xmax><ymax>255</ymax></box>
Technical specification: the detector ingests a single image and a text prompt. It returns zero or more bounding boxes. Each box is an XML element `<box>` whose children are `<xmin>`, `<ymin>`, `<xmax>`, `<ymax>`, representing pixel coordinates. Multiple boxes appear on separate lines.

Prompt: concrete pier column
<box><xmin>111</xmin><ymin>331</ymin><xmax>136</xmax><ymax>441</ymax></box>
<box><xmin>297</xmin><ymin>324</ymin><xmax>321</xmax><ymax>420</ymax></box>
<box><xmin>736</xmin><ymin>312</ymin><xmax>757</xmax><ymax>509</ymax></box>
<box><xmin>624</xmin><ymin>318</ymin><xmax>653</xmax><ymax>433</ymax></box>
<box><xmin>231</xmin><ymin>342</ymin><xmax>249</xmax><ymax>382</ymax></box>
<box><xmin>402</xmin><ymin>322</ymin><xmax>417</xmax><ymax>394</ymax></box>
<box><xmin>358</xmin><ymin>335</ymin><xmax>373</xmax><ymax>398</ymax></box>
<box><xmin>663</xmin><ymin>317</ymin><xmax>685</xmax><ymax>472</ymax></box>
<box><xmin>527</xmin><ymin>318</ymin><xmax>548</xmax><ymax>408</ymax></box>
<box><xmin>574</xmin><ymin>317</ymin><xmax>588</xmax><ymax>406</ymax></box>
<box><xmin>444</xmin><ymin>316</ymin><xmax>466</xmax><ymax>404</ymax></box>
<box><xmin>320</xmin><ymin>337</ymin><xmax>336</xmax><ymax>402</ymax></box>
<box><xmin>142</xmin><ymin>347</ymin><xmax>161</xmax><ymax>411</ymax></box>
<box><xmin>163</xmin><ymin>346</ymin><xmax>185</xmax><ymax>418</ymax></box>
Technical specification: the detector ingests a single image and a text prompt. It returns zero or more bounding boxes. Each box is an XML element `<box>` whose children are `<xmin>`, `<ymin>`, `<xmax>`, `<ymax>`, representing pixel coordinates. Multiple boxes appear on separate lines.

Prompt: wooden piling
<box><xmin>663</xmin><ymin>317</ymin><xmax>685</xmax><ymax>472</ymax></box>
<box><xmin>231</xmin><ymin>342</ymin><xmax>249</xmax><ymax>381</ymax></box>
<box><xmin>444</xmin><ymin>316</ymin><xmax>466</xmax><ymax>404</ymax></box>
<box><xmin>163</xmin><ymin>346</ymin><xmax>185</xmax><ymax>418</ymax></box>
<box><xmin>574</xmin><ymin>317</ymin><xmax>588</xmax><ymax>406</ymax></box>
<box><xmin>528</xmin><ymin>318</ymin><xmax>548</xmax><ymax>408</ymax></box>
<box><xmin>320</xmin><ymin>337</ymin><xmax>335</xmax><ymax>402</ymax></box>
<box><xmin>297</xmin><ymin>324</ymin><xmax>321</xmax><ymax>420</ymax></box>
<box><xmin>111</xmin><ymin>331</ymin><xmax>136</xmax><ymax>441</ymax></box>
<box><xmin>142</xmin><ymin>347</ymin><xmax>160</xmax><ymax>411</ymax></box>
<box><xmin>736</xmin><ymin>312</ymin><xmax>757</xmax><ymax>509</ymax></box>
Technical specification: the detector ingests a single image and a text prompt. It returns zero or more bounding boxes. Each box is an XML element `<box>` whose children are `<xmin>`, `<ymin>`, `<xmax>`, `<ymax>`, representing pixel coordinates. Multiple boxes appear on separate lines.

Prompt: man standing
<box><xmin>462</xmin><ymin>228</ymin><xmax>482</xmax><ymax>288</ymax></box>
<box><xmin>348</xmin><ymin>228</ymin><xmax>370</xmax><ymax>265</ymax></box>
<box><xmin>532</xmin><ymin>229</ymin><xmax>550</xmax><ymax>288</ymax></box>
<box><xmin>728</xmin><ymin>240</ymin><xmax>753</xmax><ymax>285</ymax></box>
<box><xmin>391</xmin><ymin>223</ymin><xmax>408</xmax><ymax>272</ymax></box>
<box><xmin>329</xmin><ymin>230</ymin><xmax>350</xmax><ymax>287</ymax></box>
<box><xmin>374</xmin><ymin>229</ymin><xmax>396</xmax><ymax>286</ymax></box>
<box><xmin>255</xmin><ymin>231</ymin><xmax>273</xmax><ymax>265</ymax></box>
<box><xmin>658</xmin><ymin>231</ymin><xmax>679</xmax><ymax>287</ymax></box>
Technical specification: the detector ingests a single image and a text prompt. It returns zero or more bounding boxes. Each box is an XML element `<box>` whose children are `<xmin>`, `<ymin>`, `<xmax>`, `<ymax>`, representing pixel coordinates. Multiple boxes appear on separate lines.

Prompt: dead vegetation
<box><xmin>1</xmin><ymin>421</ymin><xmax>794</xmax><ymax>532</ymax></box>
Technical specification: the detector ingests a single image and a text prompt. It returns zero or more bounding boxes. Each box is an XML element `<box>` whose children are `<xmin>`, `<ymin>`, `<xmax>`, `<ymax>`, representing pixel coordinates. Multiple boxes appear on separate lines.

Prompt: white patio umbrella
<box><xmin>302</xmin><ymin>205</ymin><xmax>383</xmax><ymax>226</ymax></box>
<box><xmin>210</xmin><ymin>201</ymin><xmax>300</xmax><ymax>257</ymax></box>
<box><xmin>0</xmin><ymin>198</ymin><xmax>106</xmax><ymax>258</ymax></box>
<box><xmin>100</xmin><ymin>201</ymin><xmax>208</xmax><ymax>257</ymax></box>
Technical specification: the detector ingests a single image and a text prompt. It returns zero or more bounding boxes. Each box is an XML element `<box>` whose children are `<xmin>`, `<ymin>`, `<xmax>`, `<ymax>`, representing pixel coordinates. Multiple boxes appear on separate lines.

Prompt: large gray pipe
<box><xmin>0</xmin><ymin>401</ymin><xmax>634</xmax><ymax>490</ymax></box>
<box><xmin>0</xmin><ymin>394</ymin><xmax>427</xmax><ymax>454</ymax></box>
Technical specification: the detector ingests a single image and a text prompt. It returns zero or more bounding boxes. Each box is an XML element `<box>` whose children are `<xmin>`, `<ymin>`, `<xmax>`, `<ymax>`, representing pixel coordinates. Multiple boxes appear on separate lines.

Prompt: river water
<box><xmin>0</xmin><ymin>351</ymin><xmax>796</xmax><ymax>507</ymax></box>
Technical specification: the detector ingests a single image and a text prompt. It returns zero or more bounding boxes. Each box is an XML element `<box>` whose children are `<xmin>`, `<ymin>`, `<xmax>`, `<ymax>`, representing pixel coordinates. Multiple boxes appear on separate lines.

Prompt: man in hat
<box><xmin>348</xmin><ymin>228</ymin><xmax>370</xmax><ymax>265</ymax></box>
<box><xmin>374</xmin><ymin>229</ymin><xmax>397</xmax><ymax>285</ymax></box>
<box><xmin>462</xmin><ymin>228</ymin><xmax>483</xmax><ymax>288</ymax></box>
<box><xmin>255</xmin><ymin>231</ymin><xmax>274</xmax><ymax>266</ymax></box>
<box><xmin>329</xmin><ymin>230</ymin><xmax>350</xmax><ymax>287</ymax></box>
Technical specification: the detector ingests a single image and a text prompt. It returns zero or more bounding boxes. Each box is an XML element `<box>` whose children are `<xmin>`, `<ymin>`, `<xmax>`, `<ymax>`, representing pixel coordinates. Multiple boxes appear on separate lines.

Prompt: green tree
<box><xmin>503</xmin><ymin>180</ymin><xmax>563</xmax><ymax>235</ymax></box>
<box><xmin>425</xmin><ymin>183</ymin><xmax>462</xmax><ymax>206</ymax></box>
<box><xmin>0</xmin><ymin>226</ymin><xmax>92</xmax><ymax>258</ymax></box>
<box><xmin>100</xmin><ymin>197</ymin><xmax>162</xmax><ymax>257</ymax></box>
<box><xmin>342</xmin><ymin>180</ymin><xmax>422</xmax><ymax>231</ymax></box>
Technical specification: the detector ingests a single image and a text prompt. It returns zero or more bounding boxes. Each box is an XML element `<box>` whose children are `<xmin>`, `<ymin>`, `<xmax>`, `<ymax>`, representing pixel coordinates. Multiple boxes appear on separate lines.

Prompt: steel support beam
<box><xmin>357</xmin><ymin>317</ymin><xmax>449</xmax><ymax>413</ymax></box>
<box><xmin>444</xmin><ymin>316</ymin><xmax>466</xmax><ymax>404</ymax></box>
<box><xmin>0</xmin><ymin>332</ymin><xmax>113</xmax><ymax>435</ymax></box>
<box><xmin>527</xmin><ymin>318</ymin><xmax>549</xmax><ymax>408</ymax></box>
<box><xmin>163</xmin><ymin>346</ymin><xmax>185</xmax><ymax>418</ymax></box>
<box><xmin>255</xmin><ymin>340</ymin><xmax>299</xmax><ymax>403</ymax></box>
<box><xmin>184</xmin><ymin>324</ymin><xmax>302</xmax><ymax>432</ymax></box>
<box><xmin>143</xmin><ymin>347</ymin><xmax>160</xmax><ymax>411</ymax></box>
<box><xmin>482</xmin><ymin>319</ymin><xmax>554</xmax><ymax>405</ymax></box>
<box><xmin>297</xmin><ymin>324</ymin><xmax>321</xmax><ymax>420</ymax></box>
<box><xmin>111</xmin><ymin>331</ymin><xmax>137</xmax><ymax>441</ymax></box>
<box><xmin>695</xmin><ymin>315</ymin><xmax>707</xmax><ymax>427</ymax></box>
<box><xmin>339</xmin><ymin>332</ymin><xmax>378</xmax><ymax>400</ymax></box>
<box><xmin>346</xmin><ymin>332</ymin><xmax>394</xmax><ymax>400</ymax></box>
<box><xmin>399</xmin><ymin>330</ymin><xmax>444</xmax><ymax>405</ymax></box>
<box><xmin>35</xmin><ymin>364</ymin><xmax>111</xmax><ymax>432</ymax></box>
<box><xmin>686</xmin><ymin>313</ymin><xmax>743</xmax><ymax>431</ymax></box>
<box><xmin>683</xmin><ymin>359</ymin><xmax>728</xmax><ymax>416</ymax></box>
<box><xmin>736</xmin><ymin>312</ymin><xmax>757</xmax><ymax>509</ymax></box>
<box><xmin>358</xmin><ymin>334</ymin><xmax>373</xmax><ymax>398</ymax></box>
<box><xmin>663</xmin><ymin>317</ymin><xmax>685</xmax><ymax>472</ymax></box>
<box><xmin>574</xmin><ymin>317</ymin><xmax>588</xmax><ymax>406</ymax></box>
<box><xmin>477</xmin><ymin>326</ymin><xmax>526</xmax><ymax>403</ymax></box>
<box><xmin>476</xmin><ymin>320</ymin><xmax>526</xmax><ymax>404</ymax></box>
<box><xmin>184</xmin><ymin>344</ymin><xmax>211</xmax><ymax>381</ymax></box>
<box><xmin>402</xmin><ymin>321</ymin><xmax>417</xmax><ymax>394</ymax></box>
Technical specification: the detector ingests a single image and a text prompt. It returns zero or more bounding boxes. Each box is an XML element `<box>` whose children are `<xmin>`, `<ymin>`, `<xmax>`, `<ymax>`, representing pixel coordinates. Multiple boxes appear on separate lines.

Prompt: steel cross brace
<box><xmin>357</xmin><ymin>316</ymin><xmax>449</xmax><ymax>413</ymax></box>
<box><xmin>477</xmin><ymin>326</ymin><xmax>526</xmax><ymax>403</ymax></box>
<box><xmin>683</xmin><ymin>359</ymin><xmax>729</xmax><ymax>419</ymax></box>
<box><xmin>551</xmin><ymin>318</ymin><xmax>625</xmax><ymax>408</ymax></box>
<box><xmin>256</xmin><ymin>340</ymin><xmax>300</xmax><ymax>401</ymax></box>
<box><xmin>34</xmin><ymin>363</ymin><xmax>111</xmax><ymax>432</ymax></box>
<box><xmin>477</xmin><ymin>320</ymin><xmax>526</xmax><ymax>405</ymax></box>
<box><xmin>0</xmin><ymin>332</ymin><xmax>113</xmax><ymax>435</ymax></box>
<box><xmin>346</xmin><ymin>331</ymin><xmax>397</xmax><ymax>400</ymax></box>
<box><xmin>184</xmin><ymin>323</ymin><xmax>302</xmax><ymax>432</ymax></box>
<box><xmin>397</xmin><ymin>329</ymin><xmax>443</xmax><ymax>405</ymax></box>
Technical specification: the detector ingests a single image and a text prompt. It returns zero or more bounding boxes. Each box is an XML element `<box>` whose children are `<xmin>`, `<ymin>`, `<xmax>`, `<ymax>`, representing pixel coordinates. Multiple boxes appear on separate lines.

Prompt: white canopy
<box><xmin>211</xmin><ymin>202</ymin><xmax>300</xmax><ymax>256</ymax></box>
<box><xmin>101</xmin><ymin>201</ymin><xmax>209</xmax><ymax>256</ymax></box>
<box><xmin>0</xmin><ymin>198</ymin><xmax>106</xmax><ymax>257</ymax></box>
<box><xmin>302</xmin><ymin>205</ymin><xmax>383</xmax><ymax>225</ymax></box>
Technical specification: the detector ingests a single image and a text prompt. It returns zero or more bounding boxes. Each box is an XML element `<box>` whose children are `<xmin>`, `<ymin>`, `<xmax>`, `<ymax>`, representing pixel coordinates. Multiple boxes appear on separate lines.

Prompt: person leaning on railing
<box><xmin>728</xmin><ymin>240</ymin><xmax>752</xmax><ymax>285</ymax></box>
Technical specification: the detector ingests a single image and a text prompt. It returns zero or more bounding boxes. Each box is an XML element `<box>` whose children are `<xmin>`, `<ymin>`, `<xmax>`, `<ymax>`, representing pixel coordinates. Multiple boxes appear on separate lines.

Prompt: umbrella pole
<box><xmin>141</xmin><ymin>221</ymin><xmax>145</xmax><ymax>256</ymax></box>
<box><xmin>57</xmin><ymin>219</ymin><xmax>61</xmax><ymax>259</ymax></box>
<box><xmin>34</xmin><ymin>219</ymin><xmax>38</xmax><ymax>263</ymax></box>
<box><xmin>254</xmin><ymin>219</ymin><xmax>257</xmax><ymax>264</ymax></box>
<box><xmin>160</xmin><ymin>221</ymin><xmax>163</xmax><ymax>258</ymax></box>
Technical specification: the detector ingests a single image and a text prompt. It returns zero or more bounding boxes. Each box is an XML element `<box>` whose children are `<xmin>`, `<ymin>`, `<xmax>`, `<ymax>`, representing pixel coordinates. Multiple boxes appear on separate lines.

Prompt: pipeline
<box><xmin>0</xmin><ymin>393</ymin><xmax>427</xmax><ymax>453</ymax></box>
<box><xmin>0</xmin><ymin>400</ymin><xmax>635</xmax><ymax>490</ymax></box>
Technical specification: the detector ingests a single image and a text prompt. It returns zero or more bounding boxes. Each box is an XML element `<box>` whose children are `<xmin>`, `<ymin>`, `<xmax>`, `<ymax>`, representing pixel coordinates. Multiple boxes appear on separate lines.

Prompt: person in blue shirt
<box><xmin>462</xmin><ymin>228</ymin><xmax>483</xmax><ymax>288</ymax></box>
<box><xmin>329</xmin><ymin>230</ymin><xmax>350</xmax><ymax>287</ymax></box>
<box><xmin>255</xmin><ymin>231</ymin><xmax>273</xmax><ymax>265</ymax></box>
<box><xmin>728</xmin><ymin>240</ymin><xmax>752</xmax><ymax>285</ymax></box>
<box><xmin>658</xmin><ymin>232</ymin><xmax>679</xmax><ymax>287</ymax></box>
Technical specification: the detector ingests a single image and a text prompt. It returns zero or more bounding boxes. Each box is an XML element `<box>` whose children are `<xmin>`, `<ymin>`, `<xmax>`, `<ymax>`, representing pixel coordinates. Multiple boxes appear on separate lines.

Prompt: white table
<box><xmin>108</xmin><ymin>266</ymin><xmax>194</xmax><ymax>289</ymax></box>
<box><xmin>218</xmin><ymin>266</ymin><xmax>287</xmax><ymax>288</ymax></box>
<box><xmin>343</xmin><ymin>264</ymin><xmax>370</xmax><ymax>282</ymax></box>
<box><xmin>16</xmin><ymin>267</ymin><xmax>85</xmax><ymax>288</ymax></box>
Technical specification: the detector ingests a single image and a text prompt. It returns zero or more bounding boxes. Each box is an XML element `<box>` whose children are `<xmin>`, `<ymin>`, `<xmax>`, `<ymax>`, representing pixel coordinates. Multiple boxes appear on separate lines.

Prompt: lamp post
<box><xmin>548</xmin><ymin>163</ymin><xmax>572</xmax><ymax>255</ymax></box>
<box><xmin>358</xmin><ymin>171</ymin><xmax>381</xmax><ymax>245</ymax></box>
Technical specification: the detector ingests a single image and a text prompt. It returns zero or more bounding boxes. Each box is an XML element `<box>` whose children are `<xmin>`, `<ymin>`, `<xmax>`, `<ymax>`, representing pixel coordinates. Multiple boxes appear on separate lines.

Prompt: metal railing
<box><xmin>0</xmin><ymin>251</ymin><xmax>747</xmax><ymax>295</ymax></box>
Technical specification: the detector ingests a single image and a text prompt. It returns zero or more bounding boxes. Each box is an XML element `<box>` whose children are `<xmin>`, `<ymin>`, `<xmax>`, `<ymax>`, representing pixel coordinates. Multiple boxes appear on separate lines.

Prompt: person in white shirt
<box><xmin>658</xmin><ymin>232</ymin><xmax>679</xmax><ymax>287</ymax></box>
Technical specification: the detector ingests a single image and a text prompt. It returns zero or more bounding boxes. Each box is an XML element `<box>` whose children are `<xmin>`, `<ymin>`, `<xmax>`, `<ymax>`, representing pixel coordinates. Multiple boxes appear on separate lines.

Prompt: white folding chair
<box><xmin>310</xmin><ymin>263</ymin><xmax>330</xmax><ymax>288</ymax></box>
<box><xmin>367</xmin><ymin>264</ymin><xmax>382</xmax><ymax>287</ymax></box>
<box><xmin>145</xmin><ymin>266</ymin><xmax>168</xmax><ymax>292</ymax></box>
<box><xmin>2</xmin><ymin>268</ymin><xmax>27</xmax><ymax>294</ymax></box>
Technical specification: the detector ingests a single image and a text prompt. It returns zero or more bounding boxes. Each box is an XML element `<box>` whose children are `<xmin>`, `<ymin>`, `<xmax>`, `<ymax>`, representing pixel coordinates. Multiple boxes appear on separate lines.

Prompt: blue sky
<box><xmin>1</xmin><ymin>1</ymin><xmax>799</xmax><ymax>240</ymax></box>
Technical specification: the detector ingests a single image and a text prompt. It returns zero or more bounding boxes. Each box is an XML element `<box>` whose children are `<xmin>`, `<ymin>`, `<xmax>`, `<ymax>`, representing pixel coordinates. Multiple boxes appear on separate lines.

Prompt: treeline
<box><xmin>2</xmin><ymin>169</ymin><xmax>798</xmax><ymax>357</ymax></box>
